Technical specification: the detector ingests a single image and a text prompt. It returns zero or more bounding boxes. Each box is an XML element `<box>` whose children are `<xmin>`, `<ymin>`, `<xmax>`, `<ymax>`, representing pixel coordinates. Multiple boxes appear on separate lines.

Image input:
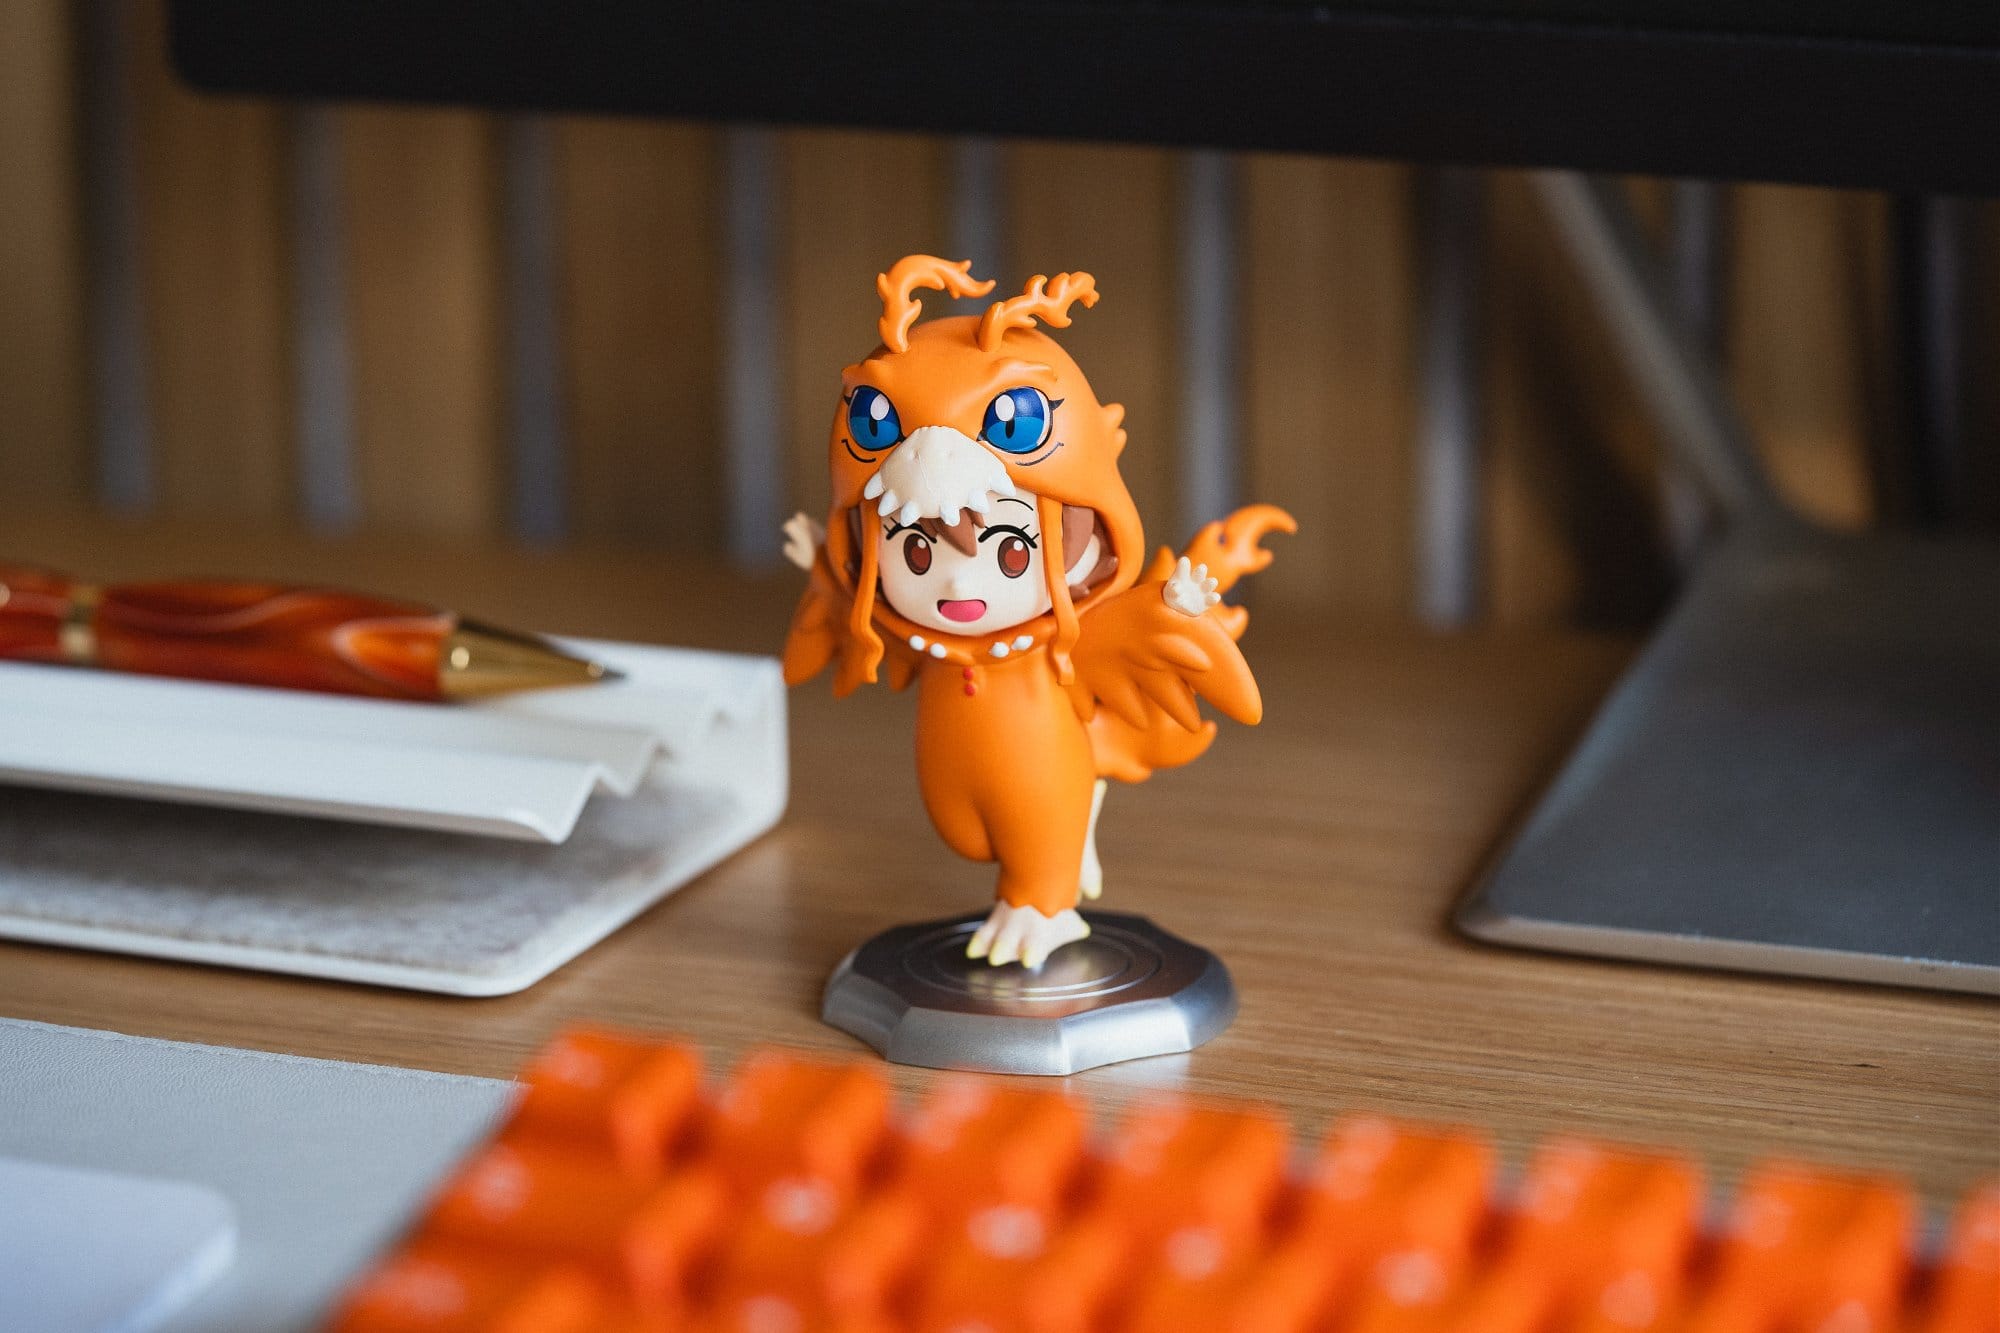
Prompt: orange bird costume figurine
<box><xmin>783</xmin><ymin>255</ymin><xmax>1294</xmax><ymax>970</ymax></box>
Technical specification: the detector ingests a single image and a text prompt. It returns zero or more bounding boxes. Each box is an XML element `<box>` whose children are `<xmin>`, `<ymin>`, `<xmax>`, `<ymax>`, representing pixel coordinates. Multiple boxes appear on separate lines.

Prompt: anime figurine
<box><xmin>783</xmin><ymin>255</ymin><xmax>1293</xmax><ymax>971</ymax></box>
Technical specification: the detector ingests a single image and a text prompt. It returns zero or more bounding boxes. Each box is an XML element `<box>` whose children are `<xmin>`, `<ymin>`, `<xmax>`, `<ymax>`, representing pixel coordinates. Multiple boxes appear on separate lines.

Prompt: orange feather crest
<box><xmin>876</xmin><ymin>255</ymin><xmax>996</xmax><ymax>353</ymax></box>
<box><xmin>977</xmin><ymin>271</ymin><xmax>1099</xmax><ymax>350</ymax></box>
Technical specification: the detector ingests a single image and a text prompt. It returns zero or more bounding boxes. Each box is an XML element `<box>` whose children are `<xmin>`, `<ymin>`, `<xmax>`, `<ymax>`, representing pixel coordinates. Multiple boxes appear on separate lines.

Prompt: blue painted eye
<box><xmin>847</xmin><ymin>386</ymin><xmax>902</xmax><ymax>450</ymax></box>
<box><xmin>980</xmin><ymin>388</ymin><xmax>1054</xmax><ymax>454</ymax></box>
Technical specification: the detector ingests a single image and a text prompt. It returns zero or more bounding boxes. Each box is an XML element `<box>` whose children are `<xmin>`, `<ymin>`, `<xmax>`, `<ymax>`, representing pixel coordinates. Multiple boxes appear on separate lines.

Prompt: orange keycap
<box><xmin>1510</xmin><ymin>1141</ymin><xmax>1702</xmax><ymax>1333</ymax></box>
<box><xmin>696</xmin><ymin>1308</ymin><xmax>900</xmax><ymax>1333</ymax></box>
<box><xmin>1341</xmin><ymin>1139</ymin><xmax>1697</xmax><ymax>1333</ymax></box>
<box><xmin>705</xmin><ymin>1184</ymin><xmax>924</xmax><ymax>1326</ymax></box>
<box><xmin>506</xmin><ymin>1028</ymin><xmax>702</xmax><ymax>1178</ymax></box>
<box><xmin>1095</xmin><ymin>1101</ymin><xmax>1291</xmax><ymax>1261</ymax></box>
<box><xmin>423</xmin><ymin>1141</ymin><xmax>727</xmax><ymax>1313</ymax></box>
<box><xmin>909</xmin><ymin>1204</ymin><xmax>1131</xmax><ymax>1333</ymax></box>
<box><xmin>705</xmin><ymin>1052</ymin><xmax>893</xmax><ymax>1200</ymax></box>
<box><xmin>1294</xmin><ymin>1117</ymin><xmax>1496</xmax><ymax>1306</ymax></box>
<box><xmin>326</xmin><ymin>1242</ymin><xmax>605</xmax><ymax>1333</ymax></box>
<box><xmin>1687</xmin><ymin>1162</ymin><xmax>1917</xmax><ymax>1333</ymax></box>
<box><xmin>1333</xmin><ymin>1261</ymin><xmax>1547</xmax><ymax>1333</ymax></box>
<box><xmin>895</xmin><ymin>1079</ymin><xmax>1088</xmax><ymax>1221</ymax></box>
<box><xmin>1923</xmin><ymin>1181</ymin><xmax>2000</xmax><ymax>1333</ymax></box>
<box><xmin>1123</xmin><ymin>1231</ymin><xmax>1339</xmax><ymax>1333</ymax></box>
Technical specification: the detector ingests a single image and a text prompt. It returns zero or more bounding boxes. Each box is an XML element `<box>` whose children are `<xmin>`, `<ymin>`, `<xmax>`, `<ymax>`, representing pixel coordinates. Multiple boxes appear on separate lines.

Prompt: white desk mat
<box><xmin>0</xmin><ymin>1156</ymin><xmax>237</xmax><ymax>1333</ymax></box>
<box><xmin>0</xmin><ymin>658</ymin><xmax>786</xmax><ymax>995</ymax></box>
<box><xmin>0</xmin><ymin>1019</ymin><xmax>512</xmax><ymax>1332</ymax></box>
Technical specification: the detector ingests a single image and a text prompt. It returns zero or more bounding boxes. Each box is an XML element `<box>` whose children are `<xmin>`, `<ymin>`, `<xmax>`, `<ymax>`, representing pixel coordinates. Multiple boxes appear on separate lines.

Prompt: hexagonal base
<box><xmin>820</xmin><ymin>910</ymin><xmax>1236</xmax><ymax>1075</ymax></box>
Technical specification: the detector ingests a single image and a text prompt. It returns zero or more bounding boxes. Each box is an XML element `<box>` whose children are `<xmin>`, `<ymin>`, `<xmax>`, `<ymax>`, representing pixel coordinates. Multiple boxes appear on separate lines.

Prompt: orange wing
<box><xmin>783</xmin><ymin>555</ymin><xmax>918</xmax><ymax>694</ymax></box>
<box><xmin>1068</xmin><ymin>576</ymin><xmax>1262</xmax><ymax>775</ymax></box>
<box><xmin>1076</xmin><ymin>505</ymin><xmax>1291</xmax><ymax>781</ymax></box>
<box><xmin>1139</xmin><ymin>503</ymin><xmax>1296</xmax><ymax>595</ymax></box>
<box><xmin>781</xmin><ymin>567</ymin><xmax>841</xmax><ymax>688</ymax></box>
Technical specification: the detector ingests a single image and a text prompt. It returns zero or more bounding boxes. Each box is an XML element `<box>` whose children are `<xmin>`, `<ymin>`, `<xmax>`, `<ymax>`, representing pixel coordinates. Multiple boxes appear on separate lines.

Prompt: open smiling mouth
<box><xmin>936</xmin><ymin>599</ymin><xmax>987</xmax><ymax>623</ymax></box>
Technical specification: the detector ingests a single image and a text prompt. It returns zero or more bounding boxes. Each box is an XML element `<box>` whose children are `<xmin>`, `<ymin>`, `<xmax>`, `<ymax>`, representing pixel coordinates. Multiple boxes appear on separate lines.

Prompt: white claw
<box><xmin>877</xmin><ymin>491</ymin><xmax>899</xmax><ymax>517</ymax></box>
<box><xmin>966</xmin><ymin>916</ymin><xmax>998</xmax><ymax>960</ymax></box>
<box><xmin>862</xmin><ymin>473</ymin><xmax>884</xmax><ymax>500</ymax></box>
<box><xmin>928</xmin><ymin>643</ymin><xmax>948</xmax><ymax>659</ymax></box>
<box><xmin>898</xmin><ymin>500</ymin><xmax>922</xmax><ymax>527</ymax></box>
<box><xmin>988</xmin><ymin>920</ymin><xmax>1022</xmax><ymax>967</ymax></box>
<box><xmin>966</xmin><ymin>492</ymin><xmax>993</xmax><ymax>515</ymax></box>
<box><xmin>909</xmin><ymin>635</ymin><xmax>926</xmax><ymax>651</ymax></box>
<box><xmin>990</xmin><ymin>642</ymin><xmax>1010</xmax><ymax>658</ymax></box>
<box><xmin>940</xmin><ymin>504</ymin><xmax>961</xmax><ymax>526</ymax></box>
<box><xmin>1012</xmin><ymin>635</ymin><xmax>1033</xmax><ymax>651</ymax></box>
<box><xmin>966</xmin><ymin>903</ymin><xmax>1091</xmax><ymax>970</ymax></box>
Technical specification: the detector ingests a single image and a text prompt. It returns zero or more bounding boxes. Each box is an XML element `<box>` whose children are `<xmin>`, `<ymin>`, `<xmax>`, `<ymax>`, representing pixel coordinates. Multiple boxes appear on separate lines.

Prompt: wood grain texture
<box><xmin>557</xmin><ymin>118</ymin><xmax>719</xmax><ymax>549</ymax></box>
<box><xmin>0</xmin><ymin>0</ymin><xmax>91</xmax><ymax>505</ymax></box>
<box><xmin>1242</xmin><ymin>155</ymin><xmax>1416</xmax><ymax>619</ymax></box>
<box><xmin>129</xmin><ymin>0</ymin><xmax>293</xmax><ymax>521</ymax></box>
<box><xmin>782</xmin><ymin>128</ymin><xmax>949</xmax><ymax>523</ymax></box>
<box><xmin>337</xmin><ymin>106</ymin><xmax>504</xmax><ymax>537</ymax></box>
<box><xmin>1</xmin><ymin>507</ymin><xmax>1993</xmax><ymax>1218</ymax></box>
<box><xmin>1006</xmin><ymin>142</ymin><xmax>1179</xmax><ymax>548</ymax></box>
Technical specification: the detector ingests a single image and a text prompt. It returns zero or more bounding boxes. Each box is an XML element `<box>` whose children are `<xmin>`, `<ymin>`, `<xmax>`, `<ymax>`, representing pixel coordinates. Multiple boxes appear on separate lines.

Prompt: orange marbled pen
<box><xmin>0</xmin><ymin>563</ymin><xmax>615</xmax><ymax>702</ymax></box>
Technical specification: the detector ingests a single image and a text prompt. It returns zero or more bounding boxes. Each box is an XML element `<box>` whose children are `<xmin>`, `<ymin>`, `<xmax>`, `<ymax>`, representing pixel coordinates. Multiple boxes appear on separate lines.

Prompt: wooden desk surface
<box><xmin>1</xmin><ymin>512</ymin><xmax>1994</xmax><ymax>1213</ymax></box>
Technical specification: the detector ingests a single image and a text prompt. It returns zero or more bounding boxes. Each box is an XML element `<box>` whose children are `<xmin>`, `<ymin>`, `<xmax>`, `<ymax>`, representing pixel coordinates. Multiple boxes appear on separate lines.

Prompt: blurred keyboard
<box><xmin>329</xmin><ymin>1028</ymin><xmax>1998</xmax><ymax>1333</ymax></box>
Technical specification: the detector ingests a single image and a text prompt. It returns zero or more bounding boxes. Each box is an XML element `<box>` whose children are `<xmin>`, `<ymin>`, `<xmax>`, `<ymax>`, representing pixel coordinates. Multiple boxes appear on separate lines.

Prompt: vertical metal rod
<box><xmin>1177</xmin><ymin>150</ymin><xmax>1241</xmax><ymax>536</ymax></box>
<box><xmin>1531</xmin><ymin>172</ymin><xmax>1788</xmax><ymax>529</ymax></box>
<box><xmin>292</xmin><ymin>106</ymin><xmax>361</xmax><ymax>532</ymax></box>
<box><xmin>502</xmin><ymin>115</ymin><xmax>567</xmax><ymax>545</ymax></box>
<box><xmin>721</xmin><ymin>128</ymin><xmax>785</xmax><ymax>568</ymax></box>
<box><xmin>1662</xmin><ymin>180</ymin><xmax>1729</xmax><ymax>563</ymax></box>
<box><xmin>1894</xmin><ymin>195</ymin><xmax>1974</xmax><ymax>528</ymax></box>
<box><xmin>1416</xmin><ymin>168</ymin><xmax>1485</xmax><ymax>629</ymax></box>
<box><xmin>80</xmin><ymin>0</ymin><xmax>152</xmax><ymax>512</ymax></box>
<box><xmin>950</xmin><ymin>138</ymin><xmax>1005</xmax><ymax>282</ymax></box>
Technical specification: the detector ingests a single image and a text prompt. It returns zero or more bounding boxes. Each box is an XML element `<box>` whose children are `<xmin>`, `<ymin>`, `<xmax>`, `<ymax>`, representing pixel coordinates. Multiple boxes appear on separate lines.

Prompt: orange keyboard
<box><xmin>330</xmin><ymin>1028</ymin><xmax>1998</xmax><ymax>1333</ymax></box>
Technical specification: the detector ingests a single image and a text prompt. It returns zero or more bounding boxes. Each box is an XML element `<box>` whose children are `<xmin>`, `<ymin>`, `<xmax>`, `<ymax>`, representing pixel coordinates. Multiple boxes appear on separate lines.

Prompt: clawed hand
<box><xmin>1163</xmin><ymin>556</ymin><xmax>1221</xmax><ymax>617</ymax></box>
<box><xmin>781</xmin><ymin>512</ymin><xmax>825</xmax><ymax>571</ymax></box>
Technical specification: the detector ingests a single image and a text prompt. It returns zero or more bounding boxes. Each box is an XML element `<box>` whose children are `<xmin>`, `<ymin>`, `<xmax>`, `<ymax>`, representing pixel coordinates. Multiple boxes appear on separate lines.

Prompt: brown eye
<box><xmin>997</xmin><ymin>534</ymin><xmax>1032</xmax><ymax>579</ymax></box>
<box><xmin>902</xmin><ymin>531</ymin><xmax>932</xmax><ymax>575</ymax></box>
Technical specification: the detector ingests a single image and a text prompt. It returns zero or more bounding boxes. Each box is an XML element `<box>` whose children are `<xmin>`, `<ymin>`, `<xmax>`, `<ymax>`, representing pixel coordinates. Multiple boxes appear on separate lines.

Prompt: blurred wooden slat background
<box><xmin>1</xmin><ymin>1</ymin><xmax>1989</xmax><ymax>627</ymax></box>
<box><xmin>0</xmin><ymin>0</ymin><xmax>91</xmax><ymax>509</ymax></box>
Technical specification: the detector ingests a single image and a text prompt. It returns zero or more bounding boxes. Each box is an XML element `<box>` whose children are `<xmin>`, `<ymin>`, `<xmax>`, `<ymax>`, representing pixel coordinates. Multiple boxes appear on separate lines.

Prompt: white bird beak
<box><xmin>866</xmin><ymin>426</ymin><xmax>1015</xmax><ymax>527</ymax></box>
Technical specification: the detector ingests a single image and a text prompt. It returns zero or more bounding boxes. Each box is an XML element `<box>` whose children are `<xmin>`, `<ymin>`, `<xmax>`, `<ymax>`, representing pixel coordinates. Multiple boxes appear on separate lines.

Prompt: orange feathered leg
<box><xmin>914</xmin><ymin>655</ymin><xmax>1099</xmax><ymax>968</ymax></box>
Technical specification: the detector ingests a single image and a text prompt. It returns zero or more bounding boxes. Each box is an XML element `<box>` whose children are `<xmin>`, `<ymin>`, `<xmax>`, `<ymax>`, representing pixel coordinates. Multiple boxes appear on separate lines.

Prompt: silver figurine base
<box><xmin>821</xmin><ymin>910</ymin><xmax>1237</xmax><ymax>1076</ymax></box>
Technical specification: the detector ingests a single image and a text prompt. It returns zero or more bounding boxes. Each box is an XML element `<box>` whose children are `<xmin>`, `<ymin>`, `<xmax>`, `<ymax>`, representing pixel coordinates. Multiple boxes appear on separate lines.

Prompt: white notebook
<box><xmin>0</xmin><ymin>643</ymin><xmax>786</xmax><ymax>994</ymax></box>
<box><xmin>0</xmin><ymin>638</ymin><xmax>766</xmax><ymax>842</ymax></box>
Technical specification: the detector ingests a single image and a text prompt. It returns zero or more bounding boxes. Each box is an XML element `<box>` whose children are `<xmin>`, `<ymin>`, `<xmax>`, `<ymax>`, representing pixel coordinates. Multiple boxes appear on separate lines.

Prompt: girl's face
<box><xmin>875</xmin><ymin>494</ymin><xmax>1054</xmax><ymax>637</ymax></box>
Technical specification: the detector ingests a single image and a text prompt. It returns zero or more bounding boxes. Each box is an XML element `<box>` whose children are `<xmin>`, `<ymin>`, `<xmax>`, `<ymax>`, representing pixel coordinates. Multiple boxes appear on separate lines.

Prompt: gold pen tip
<box><xmin>440</xmin><ymin>622</ymin><xmax>623</xmax><ymax>699</ymax></box>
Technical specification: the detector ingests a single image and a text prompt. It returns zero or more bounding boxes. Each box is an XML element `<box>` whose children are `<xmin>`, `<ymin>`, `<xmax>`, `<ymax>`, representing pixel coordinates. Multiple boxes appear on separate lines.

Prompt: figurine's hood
<box><xmin>818</xmin><ymin>257</ymin><xmax>1144</xmax><ymax>672</ymax></box>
